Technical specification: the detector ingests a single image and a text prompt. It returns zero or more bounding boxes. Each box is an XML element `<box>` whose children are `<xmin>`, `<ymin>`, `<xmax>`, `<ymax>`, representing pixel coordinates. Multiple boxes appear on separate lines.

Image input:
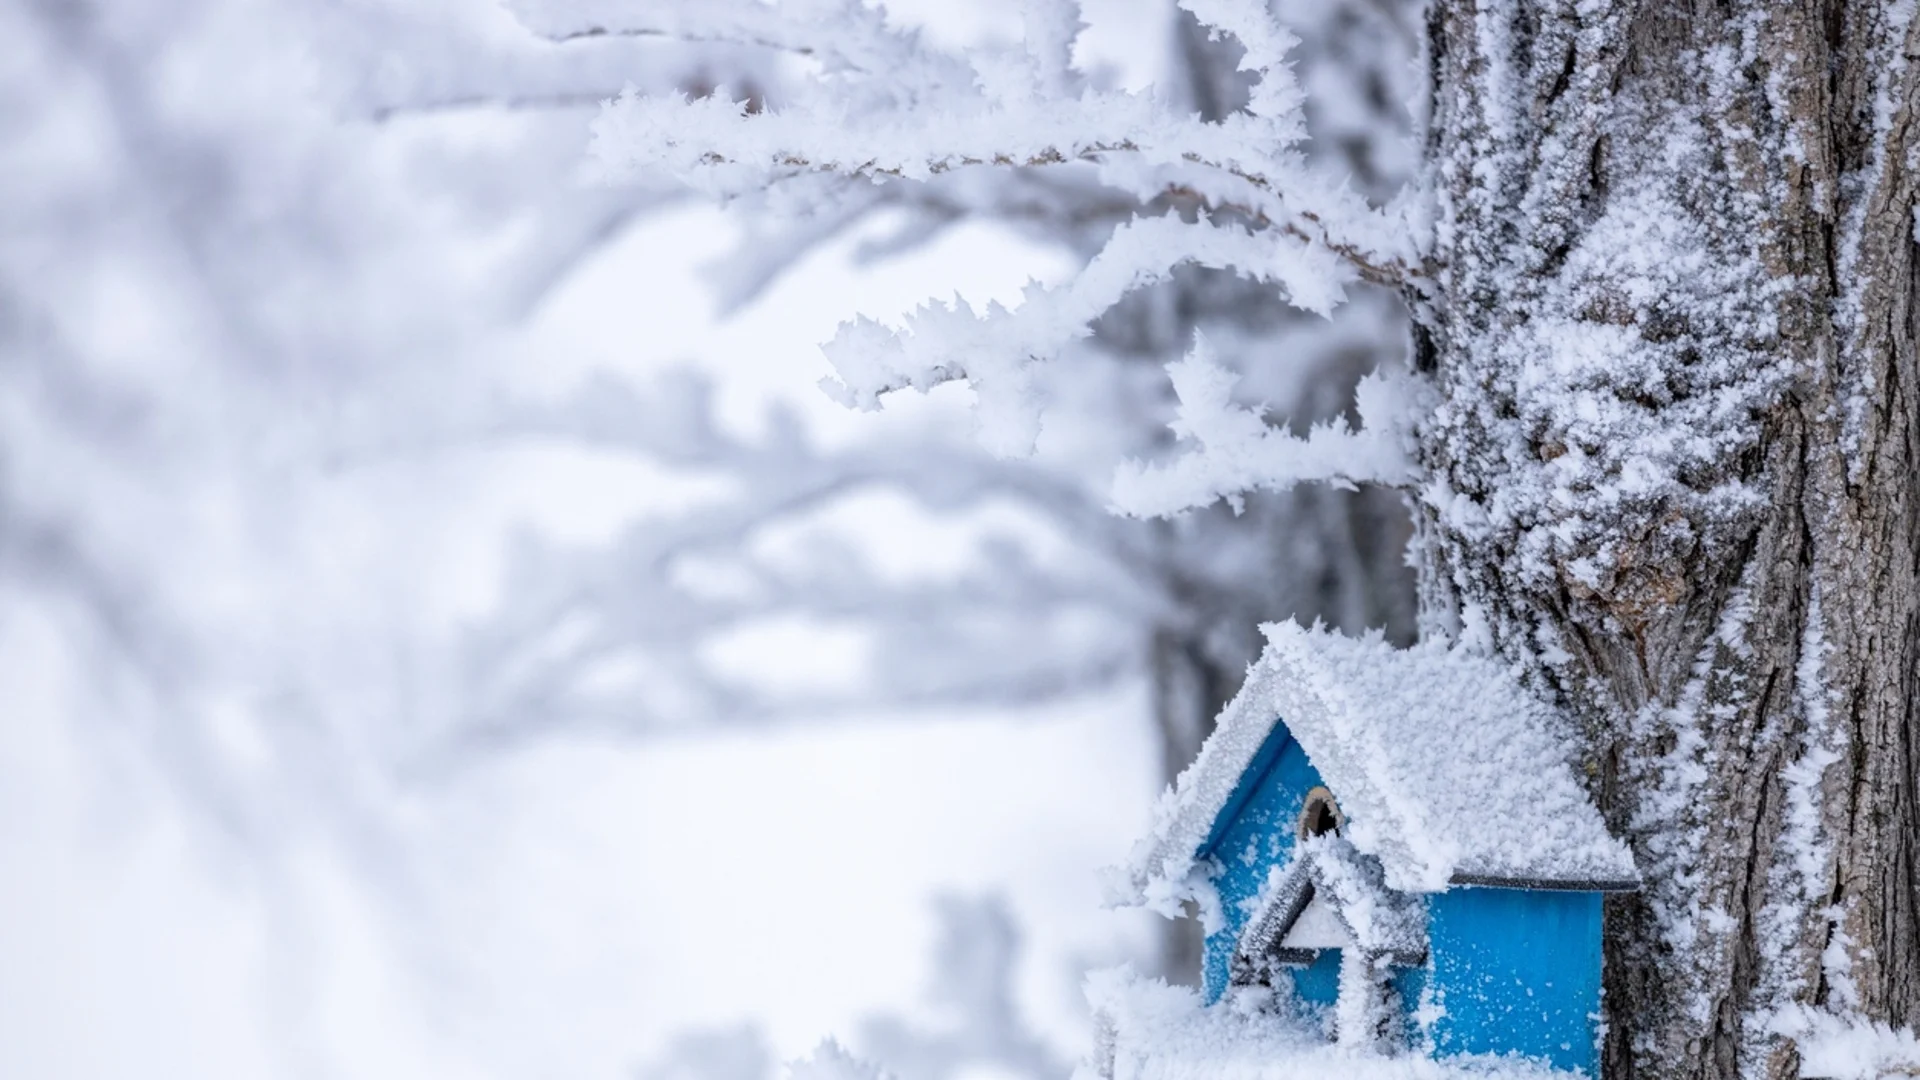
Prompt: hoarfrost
<box><xmin>1083</xmin><ymin>967</ymin><xmax>1576</xmax><ymax>1080</ymax></box>
<box><xmin>1112</xmin><ymin>337</ymin><xmax>1429</xmax><ymax>517</ymax></box>
<box><xmin>569</xmin><ymin>0</ymin><xmax>1417</xmax><ymax>475</ymax></box>
<box><xmin>1237</xmin><ymin>836</ymin><xmax>1428</xmax><ymax>964</ymax></box>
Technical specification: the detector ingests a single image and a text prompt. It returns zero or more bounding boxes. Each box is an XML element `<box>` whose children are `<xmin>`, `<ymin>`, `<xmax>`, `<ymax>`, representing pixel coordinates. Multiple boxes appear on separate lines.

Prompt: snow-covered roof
<box><xmin>1121</xmin><ymin>622</ymin><xmax>1637</xmax><ymax>901</ymax></box>
<box><xmin>1234</xmin><ymin>837</ymin><xmax>1427</xmax><ymax>979</ymax></box>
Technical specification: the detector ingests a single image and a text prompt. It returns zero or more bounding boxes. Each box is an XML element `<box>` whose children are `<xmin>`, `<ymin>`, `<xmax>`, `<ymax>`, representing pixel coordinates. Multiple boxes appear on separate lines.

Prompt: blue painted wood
<box><xmin>1191</xmin><ymin>714</ymin><xmax>1611</xmax><ymax>1071</ymax></box>
<box><xmin>1276</xmin><ymin>953</ymin><xmax>1426</xmax><ymax>1043</ymax></box>
<box><xmin>1289</xmin><ymin>949</ymin><xmax>1341</xmax><ymax>1007</ymax></box>
<box><xmin>1426</xmin><ymin>887</ymin><xmax>1605</xmax><ymax>1074</ymax></box>
<box><xmin>1392</xmin><ymin>965</ymin><xmax>1429</xmax><ymax>1047</ymax></box>
<box><xmin>1198</xmin><ymin>722</ymin><xmax>1326</xmax><ymax>1001</ymax></box>
<box><xmin>1197</xmin><ymin>720</ymin><xmax>1298</xmax><ymax>860</ymax></box>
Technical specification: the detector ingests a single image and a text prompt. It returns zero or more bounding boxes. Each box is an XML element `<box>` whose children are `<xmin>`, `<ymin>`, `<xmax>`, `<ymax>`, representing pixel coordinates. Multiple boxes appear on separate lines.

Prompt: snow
<box><xmin>1741</xmin><ymin>583</ymin><xmax>1852</xmax><ymax>1047</ymax></box>
<box><xmin>1239</xmin><ymin>835</ymin><xmax>1428</xmax><ymax>966</ymax></box>
<box><xmin>1110</xmin><ymin>337</ymin><xmax>1429</xmax><ymax>517</ymax></box>
<box><xmin>1279</xmin><ymin>895</ymin><xmax>1350</xmax><ymax>951</ymax></box>
<box><xmin>1122</xmin><ymin>622</ymin><xmax>1637</xmax><ymax>902</ymax></box>
<box><xmin>1769</xmin><ymin>1006</ymin><xmax>1920</xmax><ymax>1080</ymax></box>
<box><xmin>1082</xmin><ymin>967</ymin><xmax>1573</xmax><ymax>1080</ymax></box>
<box><xmin>815</xmin><ymin>215</ymin><xmax>1357</xmax><ymax>457</ymax></box>
<box><xmin>575</xmin><ymin>0</ymin><xmax>1416</xmax><ymax>473</ymax></box>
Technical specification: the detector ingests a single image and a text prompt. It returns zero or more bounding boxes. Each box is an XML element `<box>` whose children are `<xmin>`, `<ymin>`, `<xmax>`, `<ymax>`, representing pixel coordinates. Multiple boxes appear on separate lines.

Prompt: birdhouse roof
<box><xmin>1119</xmin><ymin>621</ymin><xmax>1638</xmax><ymax>902</ymax></box>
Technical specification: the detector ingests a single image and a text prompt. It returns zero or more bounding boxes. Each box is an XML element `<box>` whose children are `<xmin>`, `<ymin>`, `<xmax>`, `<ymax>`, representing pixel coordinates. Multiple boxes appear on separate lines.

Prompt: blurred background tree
<box><xmin>1</xmin><ymin>1</ymin><xmax>1418</xmax><ymax>1076</ymax></box>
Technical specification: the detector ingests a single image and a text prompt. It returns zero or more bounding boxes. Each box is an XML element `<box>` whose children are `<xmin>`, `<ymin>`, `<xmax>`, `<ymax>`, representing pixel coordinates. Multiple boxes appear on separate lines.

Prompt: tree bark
<box><xmin>1415</xmin><ymin>3</ymin><xmax>1920</xmax><ymax>1078</ymax></box>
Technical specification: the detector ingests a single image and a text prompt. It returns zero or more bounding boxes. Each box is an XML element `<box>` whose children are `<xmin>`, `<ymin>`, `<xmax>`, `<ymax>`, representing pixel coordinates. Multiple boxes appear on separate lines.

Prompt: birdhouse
<box><xmin>1117</xmin><ymin>621</ymin><xmax>1638</xmax><ymax>1074</ymax></box>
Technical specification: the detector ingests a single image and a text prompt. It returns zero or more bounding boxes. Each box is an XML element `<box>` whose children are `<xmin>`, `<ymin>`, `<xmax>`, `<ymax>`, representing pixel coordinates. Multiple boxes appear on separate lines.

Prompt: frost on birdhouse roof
<box><xmin>1119</xmin><ymin>621</ymin><xmax>1637</xmax><ymax>903</ymax></box>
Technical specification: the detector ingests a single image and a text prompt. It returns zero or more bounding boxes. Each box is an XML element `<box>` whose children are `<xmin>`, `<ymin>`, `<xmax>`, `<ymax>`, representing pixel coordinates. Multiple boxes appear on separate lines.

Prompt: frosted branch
<box><xmin>588</xmin><ymin>92</ymin><xmax>1409</xmax><ymax>276</ymax></box>
<box><xmin>578</xmin><ymin>0</ymin><xmax>1416</xmax><ymax>287</ymax></box>
<box><xmin>1111</xmin><ymin>337</ymin><xmax>1426</xmax><ymax>518</ymax></box>
<box><xmin>819</xmin><ymin>215</ymin><xmax>1357</xmax><ymax>457</ymax></box>
<box><xmin>1177</xmin><ymin>0</ymin><xmax>1305</xmax><ymax>121</ymax></box>
<box><xmin>508</xmin><ymin>0</ymin><xmax>924</xmax><ymax>76</ymax></box>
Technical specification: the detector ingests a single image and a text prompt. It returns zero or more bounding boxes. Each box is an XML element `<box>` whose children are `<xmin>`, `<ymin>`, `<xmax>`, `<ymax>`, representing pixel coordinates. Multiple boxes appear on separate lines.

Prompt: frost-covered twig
<box><xmin>588</xmin><ymin>93</ymin><xmax>1410</xmax><ymax>284</ymax></box>
<box><xmin>509</xmin><ymin>0</ymin><xmax>940</xmax><ymax>79</ymax></box>
<box><xmin>563</xmin><ymin>0</ymin><xmax>1420</xmax><ymax>488</ymax></box>
<box><xmin>820</xmin><ymin>216</ymin><xmax>1357</xmax><ymax>457</ymax></box>
<box><xmin>1112</xmin><ymin>338</ymin><xmax>1427</xmax><ymax>517</ymax></box>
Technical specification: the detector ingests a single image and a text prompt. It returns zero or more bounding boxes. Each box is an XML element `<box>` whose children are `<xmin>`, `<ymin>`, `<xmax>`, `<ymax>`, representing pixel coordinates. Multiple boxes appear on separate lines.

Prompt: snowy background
<box><xmin>1</xmin><ymin>1</ymin><xmax>1184</xmax><ymax>1077</ymax></box>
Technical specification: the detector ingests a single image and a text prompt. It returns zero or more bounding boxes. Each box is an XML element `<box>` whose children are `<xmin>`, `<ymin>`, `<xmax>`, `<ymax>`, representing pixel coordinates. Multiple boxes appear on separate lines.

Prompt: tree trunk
<box><xmin>1415</xmin><ymin>3</ymin><xmax>1920</xmax><ymax>1078</ymax></box>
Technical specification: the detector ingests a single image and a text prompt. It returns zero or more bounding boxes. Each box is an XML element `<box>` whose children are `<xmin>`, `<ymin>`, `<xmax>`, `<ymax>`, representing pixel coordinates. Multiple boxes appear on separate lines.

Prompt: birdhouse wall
<box><xmin>1291</xmin><ymin>952</ymin><xmax>1428</xmax><ymax>1044</ymax></box>
<box><xmin>1425</xmin><ymin>886</ymin><xmax>1605</xmax><ymax>1074</ymax></box>
<box><xmin>1199</xmin><ymin>726</ymin><xmax>1327</xmax><ymax>1001</ymax></box>
<box><xmin>1289</xmin><ymin>948</ymin><xmax>1342</xmax><ymax>1006</ymax></box>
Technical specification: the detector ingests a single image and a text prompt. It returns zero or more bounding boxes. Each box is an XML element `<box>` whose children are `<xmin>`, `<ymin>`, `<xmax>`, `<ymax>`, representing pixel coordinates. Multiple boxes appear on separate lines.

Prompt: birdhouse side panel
<box><xmin>1199</xmin><ymin>729</ymin><xmax>1325</xmax><ymax>1001</ymax></box>
<box><xmin>1425</xmin><ymin>887</ymin><xmax>1605</xmax><ymax>1074</ymax></box>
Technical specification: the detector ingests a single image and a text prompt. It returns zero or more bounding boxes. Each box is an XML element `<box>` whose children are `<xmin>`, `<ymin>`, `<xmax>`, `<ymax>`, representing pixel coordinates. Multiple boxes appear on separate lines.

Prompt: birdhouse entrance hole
<box><xmin>1300</xmin><ymin>786</ymin><xmax>1342</xmax><ymax>838</ymax></box>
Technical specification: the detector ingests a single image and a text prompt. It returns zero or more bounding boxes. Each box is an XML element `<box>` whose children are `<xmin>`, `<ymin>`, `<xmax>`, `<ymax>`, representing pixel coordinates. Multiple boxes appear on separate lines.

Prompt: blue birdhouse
<box><xmin>1117</xmin><ymin>622</ymin><xmax>1638</xmax><ymax>1074</ymax></box>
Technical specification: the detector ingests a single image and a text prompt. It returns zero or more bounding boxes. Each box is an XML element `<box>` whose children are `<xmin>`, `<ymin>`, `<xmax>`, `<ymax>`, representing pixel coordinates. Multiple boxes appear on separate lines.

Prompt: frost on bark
<box><xmin>1415</xmin><ymin>3</ymin><xmax>1920</xmax><ymax>1078</ymax></box>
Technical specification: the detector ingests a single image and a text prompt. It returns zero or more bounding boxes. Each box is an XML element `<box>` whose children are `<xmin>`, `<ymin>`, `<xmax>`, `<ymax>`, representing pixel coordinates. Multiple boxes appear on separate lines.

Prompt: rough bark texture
<box><xmin>1415</xmin><ymin>3</ymin><xmax>1920</xmax><ymax>1079</ymax></box>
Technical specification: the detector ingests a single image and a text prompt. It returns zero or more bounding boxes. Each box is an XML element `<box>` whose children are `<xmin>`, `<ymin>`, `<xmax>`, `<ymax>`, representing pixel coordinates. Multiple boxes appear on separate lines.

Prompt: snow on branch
<box><xmin>574</xmin><ymin>0</ymin><xmax>1414</xmax><ymax>286</ymax></box>
<box><xmin>1111</xmin><ymin>337</ymin><xmax>1427</xmax><ymax>517</ymax></box>
<box><xmin>1177</xmin><ymin>0</ymin><xmax>1304</xmax><ymax>121</ymax></box>
<box><xmin>586</xmin><ymin>90</ymin><xmax>1407</xmax><ymax>282</ymax></box>
<box><xmin>819</xmin><ymin>215</ymin><xmax>1358</xmax><ymax>457</ymax></box>
<box><xmin>508</xmin><ymin>0</ymin><xmax>928</xmax><ymax>77</ymax></box>
<box><xmin>590</xmin><ymin>85</ymin><xmax>1244</xmax><ymax>190</ymax></box>
<box><xmin>521</xmin><ymin>0</ymin><xmax>1422</xmax><ymax>522</ymax></box>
